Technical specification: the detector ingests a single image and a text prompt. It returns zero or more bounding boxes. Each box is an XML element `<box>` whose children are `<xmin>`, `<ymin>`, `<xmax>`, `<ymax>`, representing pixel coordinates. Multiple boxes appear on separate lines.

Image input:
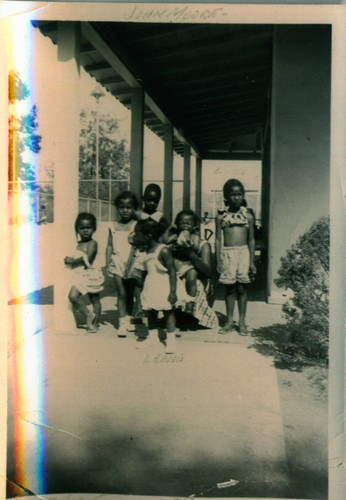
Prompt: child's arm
<box><xmin>186</xmin><ymin>243</ymin><xmax>213</xmax><ymax>279</ymax></box>
<box><xmin>215</xmin><ymin>214</ymin><xmax>223</xmax><ymax>271</ymax></box>
<box><xmin>247</xmin><ymin>211</ymin><xmax>256</xmax><ymax>276</ymax></box>
<box><xmin>65</xmin><ymin>240</ymin><xmax>97</xmax><ymax>267</ymax></box>
<box><xmin>190</xmin><ymin>233</ymin><xmax>200</xmax><ymax>253</ymax></box>
<box><xmin>162</xmin><ymin>224</ymin><xmax>178</xmax><ymax>245</ymax></box>
<box><xmin>86</xmin><ymin>240</ymin><xmax>98</xmax><ymax>265</ymax></box>
<box><xmin>159</xmin><ymin>246</ymin><xmax>177</xmax><ymax>306</ymax></box>
<box><xmin>105</xmin><ymin>228</ymin><xmax>113</xmax><ymax>269</ymax></box>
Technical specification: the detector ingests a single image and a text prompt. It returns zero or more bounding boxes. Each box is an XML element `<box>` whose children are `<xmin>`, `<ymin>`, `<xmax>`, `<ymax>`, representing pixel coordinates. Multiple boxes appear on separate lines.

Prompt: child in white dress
<box><xmin>65</xmin><ymin>213</ymin><xmax>104</xmax><ymax>332</ymax></box>
<box><xmin>132</xmin><ymin>219</ymin><xmax>188</xmax><ymax>353</ymax></box>
<box><xmin>106</xmin><ymin>191</ymin><xmax>139</xmax><ymax>337</ymax></box>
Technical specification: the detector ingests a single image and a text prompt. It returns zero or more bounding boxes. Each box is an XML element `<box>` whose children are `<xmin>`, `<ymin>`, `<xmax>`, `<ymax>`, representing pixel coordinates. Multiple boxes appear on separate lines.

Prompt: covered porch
<box><xmin>31</xmin><ymin>20</ymin><xmax>331</xmax><ymax>331</ymax></box>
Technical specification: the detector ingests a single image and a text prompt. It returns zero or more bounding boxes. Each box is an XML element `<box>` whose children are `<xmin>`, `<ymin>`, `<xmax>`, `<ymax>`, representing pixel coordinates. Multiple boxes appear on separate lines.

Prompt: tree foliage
<box><xmin>8</xmin><ymin>71</ymin><xmax>42</xmax><ymax>181</ymax></box>
<box><xmin>275</xmin><ymin>216</ymin><xmax>329</xmax><ymax>359</ymax></box>
<box><xmin>79</xmin><ymin>108</ymin><xmax>130</xmax><ymax>201</ymax></box>
<box><xmin>8</xmin><ymin>69</ymin><xmax>30</xmax><ymax>103</ymax></box>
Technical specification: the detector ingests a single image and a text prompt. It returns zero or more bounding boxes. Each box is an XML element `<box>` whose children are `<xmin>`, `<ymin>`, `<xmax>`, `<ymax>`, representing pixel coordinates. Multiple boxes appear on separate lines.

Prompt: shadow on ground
<box><xmin>249</xmin><ymin>323</ymin><xmax>329</xmax><ymax>372</ymax></box>
<box><xmin>8</xmin><ymin>286</ymin><xmax>54</xmax><ymax>305</ymax></box>
<box><xmin>6</xmin><ymin>414</ymin><xmax>327</xmax><ymax>499</ymax></box>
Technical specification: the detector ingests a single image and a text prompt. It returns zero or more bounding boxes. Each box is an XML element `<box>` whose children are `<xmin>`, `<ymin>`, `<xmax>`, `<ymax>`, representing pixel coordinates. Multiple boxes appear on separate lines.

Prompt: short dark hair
<box><xmin>223</xmin><ymin>179</ymin><xmax>247</xmax><ymax>206</ymax></box>
<box><xmin>174</xmin><ymin>209</ymin><xmax>199</xmax><ymax>228</ymax></box>
<box><xmin>75</xmin><ymin>212</ymin><xmax>97</xmax><ymax>233</ymax></box>
<box><xmin>114</xmin><ymin>190</ymin><xmax>139</xmax><ymax>209</ymax></box>
<box><xmin>223</xmin><ymin>179</ymin><xmax>245</xmax><ymax>198</ymax></box>
<box><xmin>143</xmin><ymin>183</ymin><xmax>161</xmax><ymax>200</ymax></box>
<box><xmin>135</xmin><ymin>218</ymin><xmax>165</xmax><ymax>240</ymax></box>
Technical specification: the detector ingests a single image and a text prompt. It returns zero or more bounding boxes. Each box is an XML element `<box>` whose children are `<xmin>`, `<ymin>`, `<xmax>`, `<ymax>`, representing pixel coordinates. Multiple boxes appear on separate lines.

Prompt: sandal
<box><xmin>238</xmin><ymin>325</ymin><xmax>249</xmax><ymax>336</ymax></box>
<box><xmin>218</xmin><ymin>322</ymin><xmax>237</xmax><ymax>334</ymax></box>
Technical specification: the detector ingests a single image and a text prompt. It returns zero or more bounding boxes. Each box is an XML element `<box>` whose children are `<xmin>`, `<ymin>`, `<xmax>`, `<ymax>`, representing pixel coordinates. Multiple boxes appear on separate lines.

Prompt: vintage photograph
<box><xmin>3</xmin><ymin>2</ymin><xmax>343</xmax><ymax>500</ymax></box>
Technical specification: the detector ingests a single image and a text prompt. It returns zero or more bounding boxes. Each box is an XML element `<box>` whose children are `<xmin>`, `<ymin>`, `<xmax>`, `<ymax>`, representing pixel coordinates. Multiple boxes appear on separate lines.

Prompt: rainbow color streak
<box><xmin>8</xmin><ymin>12</ymin><xmax>47</xmax><ymax>497</ymax></box>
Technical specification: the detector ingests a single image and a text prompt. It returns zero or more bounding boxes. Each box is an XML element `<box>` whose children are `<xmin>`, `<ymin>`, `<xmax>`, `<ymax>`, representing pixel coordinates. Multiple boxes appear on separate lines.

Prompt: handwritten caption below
<box><xmin>124</xmin><ymin>6</ymin><xmax>228</xmax><ymax>22</ymax></box>
<box><xmin>143</xmin><ymin>352</ymin><xmax>184</xmax><ymax>363</ymax></box>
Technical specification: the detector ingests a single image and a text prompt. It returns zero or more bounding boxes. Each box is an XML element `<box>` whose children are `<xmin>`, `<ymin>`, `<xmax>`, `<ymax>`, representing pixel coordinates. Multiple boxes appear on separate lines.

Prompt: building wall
<box><xmin>268</xmin><ymin>25</ymin><xmax>331</xmax><ymax>302</ymax></box>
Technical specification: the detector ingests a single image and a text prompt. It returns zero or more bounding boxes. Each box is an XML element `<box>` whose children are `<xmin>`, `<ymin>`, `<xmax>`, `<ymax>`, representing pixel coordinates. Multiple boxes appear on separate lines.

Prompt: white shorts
<box><xmin>219</xmin><ymin>245</ymin><xmax>250</xmax><ymax>285</ymax></box>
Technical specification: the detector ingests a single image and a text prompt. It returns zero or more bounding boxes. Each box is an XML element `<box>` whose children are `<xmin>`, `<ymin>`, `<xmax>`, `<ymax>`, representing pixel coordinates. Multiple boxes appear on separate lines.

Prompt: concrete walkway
<box><xmin>6</xmin><ymin>300</ymin><xmax>298</xmax><ymax>498</ymax></box>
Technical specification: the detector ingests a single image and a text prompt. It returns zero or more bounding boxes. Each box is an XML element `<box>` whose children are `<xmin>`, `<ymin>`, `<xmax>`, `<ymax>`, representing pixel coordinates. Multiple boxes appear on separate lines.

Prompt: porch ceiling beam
<box><xmin>81</xmin><ymin>22</ymin><xmax>201</xmax><ymax>158</ymax></box>
<box><xmin>177</xmin><ymin>103</ymin><xmax>267</xmax><ymax>124</ymax></box>
<box><xmin>187</xmin><ymin>114</ymin><xmax>266</xmax><ymax>138</ymax></box>
<box><xmin>162</xmin><ymin>65</ymin><xmax>271</xmax><ymax>92</ymax></box>
<box><xmin>148</xmin><ymin>124</ymin><xmax>165</xmax><ymax>133</ymax></box>
<box><xmin>196</xmin><ymin>123</ymin><xmax>263</xmax><ymax>143</ymax></box>
<box><xmin>140</xmin><ymin>29</ymin><xmax>272</xmax><ymax>65</ymax></box>
<box><xmin>145</xmin><ymin>118</ymin><xmax>163</xmax><ymax>126</ymax></box>
<box><xmin>171</xmin><ymin>75</ymin><xmax>269</xmax><ymax>100</ymax></box>
<box><xmin>84</xmin><ymin>61</ymin><xmax>112</xmax><ymax>73</ymax></box>
<box><xmin>80</xmin><ymin>42</ymin><xmax>97</xmax><ymax>54</ymax></box>
<box><xmin>195</xmin><ymin>125</ymin><xmax>263</xmax><ymax>145</ymax></box>
<box><xmin>127</xmin><ymin>24</ymin><xmax>209</xmax><ymax>46</ymax></box>
<box><xmin>82</xmin><ymin>22</ymin><xmax>141</xmax><ymax>87</ymax></box>
<box><xmin>31</xmin><ymin>20</ymin><xmax>57</xmax><ymax>33</ymax></box>
<box><xmin>173</xmin><ymin>86</ymin><xmax>268</xmax><ymax>111</ymax></box>
<box><xmin>144</xmin><ymin>93</ymin><xmax>201</xmax><ymax>158</ymax></box>
<box><xmin>143</xmin><ymin>46</ymin><xmax>271</xmax><ymax>79</ymax></box>
<box><xmin>204</xmin><ymin>152</ymin><xmax>262</xmax><ymax>161</ymax></box>
<box><xmin>99</xmin><ymin>76</ymin><xmax>125</xmax><ymax>85</ymax></box>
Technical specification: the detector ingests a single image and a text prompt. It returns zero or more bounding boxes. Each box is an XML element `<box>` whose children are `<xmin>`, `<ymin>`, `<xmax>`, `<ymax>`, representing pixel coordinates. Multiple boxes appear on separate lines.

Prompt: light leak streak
<box><xmin>8</xmin><ymin>11</ymin><xmax>47</xmax><ymax>496</ymax></box>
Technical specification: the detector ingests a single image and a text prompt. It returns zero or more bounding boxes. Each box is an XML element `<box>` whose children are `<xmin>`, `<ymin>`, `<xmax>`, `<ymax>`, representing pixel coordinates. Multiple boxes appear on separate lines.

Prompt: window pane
<box><xmin>111</xmin><ymin>181</ymin><xmax>129</xmax><ymax>202</ymax></box>
<box><xmin>99</xmin><ymin>181</ymin><xmax>109</xmax><ymax>202</ymax></box>
<box><xmin>79</xmin><ymin>198</ymin><xmax>88</xmax><ymax>213</ymax></box>
<box><xmin>89</xmin><ymin>200</ymin><xmax>98</xmax><ymax>218</ymax></box>
<box><xmin>79</xmin><ymin>181</ymin><xmax>96</xmax><ymax>199</ymax></box>
<box><xmin>100</xmin><ymin>200</ymin><xmax>110</xmax><ymax>221</ymax></box>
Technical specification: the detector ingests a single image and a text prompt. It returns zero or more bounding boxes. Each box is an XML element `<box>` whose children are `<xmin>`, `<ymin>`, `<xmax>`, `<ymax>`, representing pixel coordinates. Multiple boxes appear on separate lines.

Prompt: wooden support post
<box><xmin>130</xmin><ymin>88</ymin><xmax>144</xmax><ymax>201</ymax></box>
<box><xmin>54</xmin><ymin>22</ymin><xmax>81</xmax><ymax>331</ymax></box>
<box><xmin>163</xmin><ymin>123</ymin><xmax>173</xmax><ymax>221</ymax></box>
<box><xmin>183</xmin><ymin>145</ymin><xmax>191</xmax><ymax>210</ymax></box>
<box><xmin>195</xmin><ymin>157</ymin><xmax>202</xmax><ymax>218</ymax></box>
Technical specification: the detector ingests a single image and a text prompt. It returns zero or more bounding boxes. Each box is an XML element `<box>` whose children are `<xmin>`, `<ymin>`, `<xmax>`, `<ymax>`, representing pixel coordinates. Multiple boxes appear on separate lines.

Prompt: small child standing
<box><xmin>165</xmin><ymin>210</ymin><xmax>200</xmax><ymax>313</ymax></box>
<box><xmin>132</xmin><ymin>219</ymin><xmax>184</xmax><ymax>353</ymax></box>
<box><xmin>65</xmin><ymin>213</ymin><xmax>104</xmax><ymax>332</ymax></box>
<box><xmin>106</xmin><ymin>191</ymin><xmax>139</xmax><ymax>337</ymax></box>
<box><xmin>215</xmin><ymin>179</ymin><xmax>256</xmax><ymax>335</ymax></box>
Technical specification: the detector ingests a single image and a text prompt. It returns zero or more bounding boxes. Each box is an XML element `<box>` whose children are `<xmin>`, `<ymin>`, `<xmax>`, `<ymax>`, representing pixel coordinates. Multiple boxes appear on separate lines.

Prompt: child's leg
<box><xmin>147</xmin><ymin>309</ymin><xmax>159</xmax><ymax>331</ymax></box>
<box><xmin>114</xmin><ymin>275</ymin><xmax>133</xmax><ymax>336</ymax></box>
<box><xmin>133</xmin><ymin>283</ymin><xmax>143</xmax><ymax>318</ymax></box>
<box><xmin>89</xmin><ymin>293</ymin><xmax>101</xmax><ymax>327</ymax></box>
<box><xmin>68</xmin><ymin>286</ymin><xmax>94</xmax><ymax>329</ymax></box>
<box><xmin>185</xmin><ymin>269</ymin><xmax>198</xmax><ymax>297</ymax></box>
<box><xmin>163</xmin><ymin>310</ymin><xmax>177</xmax><ymax>353</ymax></box>
<box><xmin>125</xmin><ymin>279</ymin><xmax>135</xmax><ymax>316</ymax></box>
<box><xmin>185</xmin><ymin>269</ymin><xmax>198</xmax><ymax>314</ymax></box>
<box><xmin>136</xmin><ymin>310</ymin><xmax>160</xmax><ymax>348</ymax></box>
<box><xmin>219</xmin><ymin>284</ymin><xmax>237</xmax><ymax>333</ymax></box>
<box><xmin>114</xmin><ymin>275</ymin><xmax>127</xmax><ymax>317</ymax></box>
<box><xmin>236</xmin><ymin>283</ymin><xmax>248</xmax><ymax>333</ymax></box>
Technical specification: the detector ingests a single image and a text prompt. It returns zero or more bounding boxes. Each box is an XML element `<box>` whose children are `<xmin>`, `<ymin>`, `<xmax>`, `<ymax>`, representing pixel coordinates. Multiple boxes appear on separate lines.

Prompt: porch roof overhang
<box><xmin>34</xmin><ymin>21</ymin><xmax>273</xmax><ymax>160</ymax></box>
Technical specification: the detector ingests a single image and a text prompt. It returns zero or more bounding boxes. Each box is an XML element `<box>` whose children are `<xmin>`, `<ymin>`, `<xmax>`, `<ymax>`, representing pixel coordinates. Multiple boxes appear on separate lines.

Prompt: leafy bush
<box><xmin>274</xmin><ymin>216</ymin><xmax>329</xmax><ymax>360</ymax></box>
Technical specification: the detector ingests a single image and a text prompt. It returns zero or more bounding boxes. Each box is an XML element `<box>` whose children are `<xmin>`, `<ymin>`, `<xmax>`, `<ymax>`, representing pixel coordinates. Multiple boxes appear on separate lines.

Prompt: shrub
<box><xmin>274</xmin><ymin>216</ymin><xmax>329</xmax><ymax>360</ymax></box>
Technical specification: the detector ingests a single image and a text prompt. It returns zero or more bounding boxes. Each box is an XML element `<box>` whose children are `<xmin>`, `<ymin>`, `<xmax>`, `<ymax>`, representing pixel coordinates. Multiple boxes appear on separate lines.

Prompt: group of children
<box><xmin>65</xmin><ymin>179</ymin><xmax>256</xmax><ymax>352</ymax></box>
